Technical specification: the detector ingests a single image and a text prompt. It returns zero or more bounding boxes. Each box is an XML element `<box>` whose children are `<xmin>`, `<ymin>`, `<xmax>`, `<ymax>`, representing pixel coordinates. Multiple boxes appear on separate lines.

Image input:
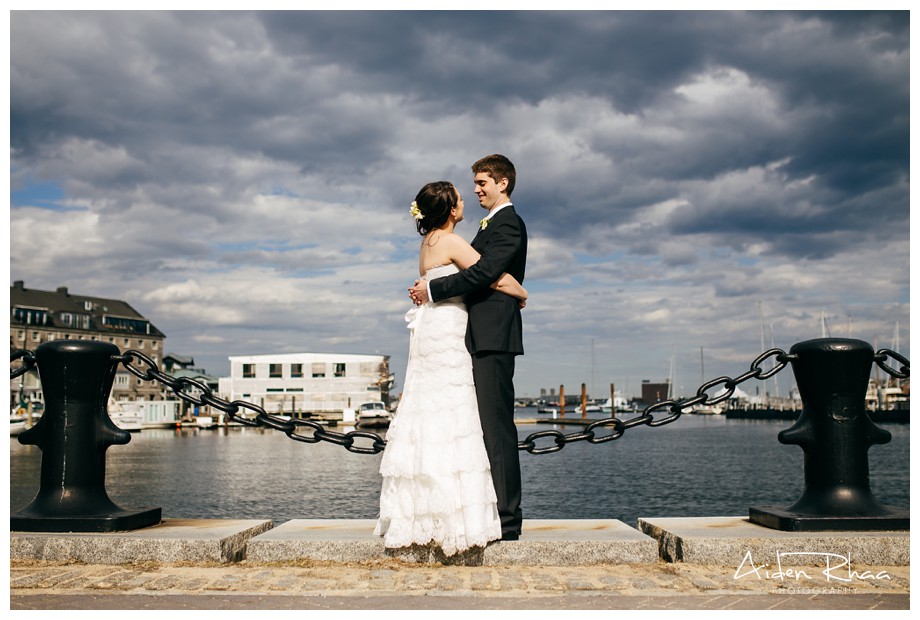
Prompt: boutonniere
<box><xmin>479</xmin><ymin>218</ymin><xmax>489</xmax><ymax>230</ymax></box>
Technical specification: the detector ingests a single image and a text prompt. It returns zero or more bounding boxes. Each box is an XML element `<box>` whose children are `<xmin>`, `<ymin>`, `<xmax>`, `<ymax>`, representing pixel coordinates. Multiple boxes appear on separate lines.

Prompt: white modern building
<box><xmin>218</xmin><ymin>352</ymin><xmax>393</xmax><ymax>417</ymax></box>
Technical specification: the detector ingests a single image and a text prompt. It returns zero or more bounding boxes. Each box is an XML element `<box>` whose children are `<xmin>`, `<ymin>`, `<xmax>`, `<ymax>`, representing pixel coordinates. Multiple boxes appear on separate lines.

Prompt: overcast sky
<box><xmin>9</xmin><ymin>10</ymin><xmax>910</xmax><ymax>400</ymax></box>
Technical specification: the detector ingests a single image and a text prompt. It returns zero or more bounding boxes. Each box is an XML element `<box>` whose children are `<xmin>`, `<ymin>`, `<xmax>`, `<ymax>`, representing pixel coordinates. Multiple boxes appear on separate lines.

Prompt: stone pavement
<box><xmin>10</xmin><ymin>518</ymin><xmax>910</xmax><ymax>610</ymax></box>
<box><xmin>10</xmin><ymin>558</ymin><xmax>910</xmax><ymax>610</ymax></box>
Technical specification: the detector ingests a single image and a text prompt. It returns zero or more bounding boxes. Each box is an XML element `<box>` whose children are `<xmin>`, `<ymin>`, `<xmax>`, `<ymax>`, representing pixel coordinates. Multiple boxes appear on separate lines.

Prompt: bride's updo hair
<box><xmin>414</xmin><ymin>181</ymin><xmax>457</xmax><ymax>236</ymax></box>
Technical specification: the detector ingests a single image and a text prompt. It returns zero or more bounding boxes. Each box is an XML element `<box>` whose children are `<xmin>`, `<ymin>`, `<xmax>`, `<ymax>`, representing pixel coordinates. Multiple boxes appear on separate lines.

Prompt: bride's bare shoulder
<box><xmin>442</xmin><ymin>232</ymin><xmax>473</xmax><ymax>247</ymax></box>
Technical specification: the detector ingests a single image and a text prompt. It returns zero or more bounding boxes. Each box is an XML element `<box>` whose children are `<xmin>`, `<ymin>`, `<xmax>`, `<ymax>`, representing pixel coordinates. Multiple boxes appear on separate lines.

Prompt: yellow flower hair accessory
<box><xmin>409</xmin><ymin>201</ymin><xmax>423</xmax><ymax>220</ymax></box>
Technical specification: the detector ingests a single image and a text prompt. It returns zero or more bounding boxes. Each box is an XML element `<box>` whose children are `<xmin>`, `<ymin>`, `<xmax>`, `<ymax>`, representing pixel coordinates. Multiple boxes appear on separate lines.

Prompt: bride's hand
<box><xmin>518</xmin><ymin>299</ymin><xmax>526</xmax><ymax>309</ymax></box>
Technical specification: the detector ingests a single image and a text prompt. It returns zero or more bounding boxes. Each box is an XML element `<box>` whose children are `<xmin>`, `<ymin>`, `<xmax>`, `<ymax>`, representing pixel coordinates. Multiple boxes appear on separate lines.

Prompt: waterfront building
<box><xmin>162</xmin><ymin>353</ymin><xmax>220</xmax><ymax>420</ymax></box>
<box><xmin>640</xmin><ymin>380</ymin><xmax>671</xmax><ymax>406</ymax></box>
<box><xmin>10</xmin><ymin>281</ymin><xmax>166</xmax><ymax>405</ymax></box>
<box><xmin>218</xmin><ymin>352</ymin><xmax>393</xmax><ymax>418</ymax></box>
<box><xmin>128</xmin><ymin>399</ymin><xmax>182</xmax><ymax>428</ymax></box>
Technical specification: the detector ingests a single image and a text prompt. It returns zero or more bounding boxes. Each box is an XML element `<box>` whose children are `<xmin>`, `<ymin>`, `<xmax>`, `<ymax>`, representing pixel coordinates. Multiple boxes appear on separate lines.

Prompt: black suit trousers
<box><xmin>472</xmin><ymin>350</ymin><xmax>522</xmax><ymax>535</ymax></box>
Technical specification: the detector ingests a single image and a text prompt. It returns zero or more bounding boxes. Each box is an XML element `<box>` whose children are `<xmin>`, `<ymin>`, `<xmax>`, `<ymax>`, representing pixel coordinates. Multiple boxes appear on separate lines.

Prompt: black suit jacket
<box><xmin>429</xmin><ymin>205</ymin><xmax>527</xmax><ymax>355</ymax></box>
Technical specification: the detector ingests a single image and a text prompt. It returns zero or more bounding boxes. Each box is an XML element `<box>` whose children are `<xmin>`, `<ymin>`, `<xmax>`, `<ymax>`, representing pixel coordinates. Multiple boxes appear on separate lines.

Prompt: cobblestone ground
<box><xmin>10</xmin><ymin>559</ymin><xmax>909</xmax><ymax>610</ymax></box>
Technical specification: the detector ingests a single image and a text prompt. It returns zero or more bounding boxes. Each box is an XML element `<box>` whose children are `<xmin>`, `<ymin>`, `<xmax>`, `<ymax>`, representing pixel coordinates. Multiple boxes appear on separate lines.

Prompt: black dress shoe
<box><xmin>500</xmin><ymin>532</ymin><xmax>520</xmax><ymax>541</ymax></box>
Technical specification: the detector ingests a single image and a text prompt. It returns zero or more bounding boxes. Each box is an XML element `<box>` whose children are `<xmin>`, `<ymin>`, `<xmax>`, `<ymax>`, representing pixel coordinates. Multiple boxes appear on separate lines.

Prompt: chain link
<box><xmin>10</xmin><ymin>350</ymin><xmax>37</xmax><ymax>380</ymax></box>
<box><xmin>875</xmin><ymin>349</ymin><xmax>910</xmax><ymax>379</ymax></box>
<box><xmin>11</xmin><ymin>345</ymin><xmax>910</xmax><ymax>455</ymax></box>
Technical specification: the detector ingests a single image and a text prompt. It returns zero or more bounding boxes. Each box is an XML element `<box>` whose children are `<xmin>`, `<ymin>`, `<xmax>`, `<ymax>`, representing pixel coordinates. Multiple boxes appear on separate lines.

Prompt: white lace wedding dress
<box><xmin>374</xmin><ymin>264</ymin><xmax>501</xmax><ymax>556</ymax></box>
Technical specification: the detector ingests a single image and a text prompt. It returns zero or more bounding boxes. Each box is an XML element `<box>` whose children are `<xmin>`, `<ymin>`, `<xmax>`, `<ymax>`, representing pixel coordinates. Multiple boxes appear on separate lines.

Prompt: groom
<box><xmin>409</xmin><ymin>153</ymin><xmax>527</xmax><ymax>541</ymax></box>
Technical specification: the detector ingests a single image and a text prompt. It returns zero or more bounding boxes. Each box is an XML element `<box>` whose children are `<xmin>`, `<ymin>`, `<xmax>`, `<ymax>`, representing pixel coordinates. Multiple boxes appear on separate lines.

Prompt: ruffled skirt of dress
<box><xmin>374</xmin><ymin>301</ymin><xmax>501</xmax><ymax>556</ymax></box>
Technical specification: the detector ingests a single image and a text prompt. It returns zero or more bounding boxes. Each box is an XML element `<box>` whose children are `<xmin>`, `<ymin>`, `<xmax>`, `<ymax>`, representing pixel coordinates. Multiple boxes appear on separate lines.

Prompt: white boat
<box><xmin>10</xmin><ymin>402</ymin><xmax>43</xmax><ymax>435</ymax></box>
<box><xmin>195</xmin><ymin>415</ymin><xmax>217</xmax><ymax>429</ymax></box>
<box><xmin>10</xmin><ymin>415</ymin><xmax>29</xmax><ymax>436</ymax></box>
<box><xmin>599</xmin><ymin>394</ymin><xmax>630</xmax><ymax>414</ymax></box>
<box><xmin>356</xmin><ymin>401</ymin><xmax>392</xmax><ymax>428</ymax></box>
<box><xmin>688</xmin><ymin>404</ymin><xmax>724</xmax><ymax>415</ymax></box>
<box><xmin>108</xmin><ymin>399</ymin><xmax>144</xmax><ymax>431</ymax></box>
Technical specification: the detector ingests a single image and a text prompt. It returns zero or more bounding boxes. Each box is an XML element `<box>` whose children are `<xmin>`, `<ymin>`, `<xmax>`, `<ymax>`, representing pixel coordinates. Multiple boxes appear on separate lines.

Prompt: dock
<box><xmin>11</xmin><ymin>518</ymin><xmax>909</xmax><ymax>610</ymax></box>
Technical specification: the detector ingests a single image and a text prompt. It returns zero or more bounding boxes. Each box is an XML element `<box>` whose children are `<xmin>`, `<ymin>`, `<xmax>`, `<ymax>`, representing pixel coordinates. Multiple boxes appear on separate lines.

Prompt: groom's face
<box><xmin>473</xmin><ymin>172</ymin><xmax>507</xmax><ymax>211</ymax></box>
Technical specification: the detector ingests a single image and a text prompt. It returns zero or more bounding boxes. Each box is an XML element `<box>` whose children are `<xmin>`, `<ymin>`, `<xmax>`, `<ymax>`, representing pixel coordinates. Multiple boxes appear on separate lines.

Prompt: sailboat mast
<box><xmin>700</xmin><ymin>347</ymin><xmax>704</xmax><ymax>384</ymax></box>
<box><xmin>770</xmin><ymin>321</ymin><xmax>779</xmax><ymax>399</ymax></box>
<box><xmin>668</xmin><ymin>345</ymin><xmax>675</xmax><ymax>399</ymax></box>
<box><xmin>591</xmin><ymin>338</ymin><xmax>596</xmax><ymax>399</ymax></box>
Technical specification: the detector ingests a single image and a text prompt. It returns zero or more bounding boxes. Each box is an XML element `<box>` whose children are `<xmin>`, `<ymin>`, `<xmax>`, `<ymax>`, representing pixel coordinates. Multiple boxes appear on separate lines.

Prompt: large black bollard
<box><xmin>749</xmin><ymin>338</ymin><xmax>909</xmax><ymax>531</ymax></box>
<box><xmin>11</xmin><ymin>340</ymin><xmax>161</xmax><ymax>532</ymax></box>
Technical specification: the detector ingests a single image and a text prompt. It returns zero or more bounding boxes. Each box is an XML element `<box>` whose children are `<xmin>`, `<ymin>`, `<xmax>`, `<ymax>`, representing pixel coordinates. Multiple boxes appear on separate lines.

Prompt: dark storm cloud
<box><xmin>12</xmin><ymin>11</ymin><xmax>907</xmax><ymax>218</ymax></box>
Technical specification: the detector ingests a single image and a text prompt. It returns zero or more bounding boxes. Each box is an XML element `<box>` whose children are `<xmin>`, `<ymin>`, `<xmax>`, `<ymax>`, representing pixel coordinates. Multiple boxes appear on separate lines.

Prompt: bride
<box><xmin>374</xmin><ymin>181</ymin><xmax>528</xmax><ymax>556</ymax></box>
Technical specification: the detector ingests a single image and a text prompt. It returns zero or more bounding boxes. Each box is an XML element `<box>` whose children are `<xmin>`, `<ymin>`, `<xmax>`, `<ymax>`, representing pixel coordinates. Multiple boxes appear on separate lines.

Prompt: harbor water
<box><xmin>9</xmin><ymin>410</ymin><xmax>910</xmax><ymax>528</ymax></box>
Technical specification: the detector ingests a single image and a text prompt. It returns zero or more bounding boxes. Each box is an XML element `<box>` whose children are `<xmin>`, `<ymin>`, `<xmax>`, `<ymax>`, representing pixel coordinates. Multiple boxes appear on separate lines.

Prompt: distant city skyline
<box><xmin>10</xmin><ymin>10</ymin><xmax>910</xmax><ymax>400</ymax></box>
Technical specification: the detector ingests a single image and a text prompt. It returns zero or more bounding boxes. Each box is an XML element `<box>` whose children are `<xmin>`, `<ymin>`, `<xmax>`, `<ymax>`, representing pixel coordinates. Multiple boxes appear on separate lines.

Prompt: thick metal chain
<box><xmin>117</xmin><ymin>347</ymin><xmax>794</xmax><ymax>455</ymax></box>
<box><xmin>10</xmin><ymin>346</ymin><xmax>911</xmax><ymax>456</ymax></box>
<box><xmin>517</xmin><ymin>348</ymin><xmax>794</xmax><ymax>454</ymax></box>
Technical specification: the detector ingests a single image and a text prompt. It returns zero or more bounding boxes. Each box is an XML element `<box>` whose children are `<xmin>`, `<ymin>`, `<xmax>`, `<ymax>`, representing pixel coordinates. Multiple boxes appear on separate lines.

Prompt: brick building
<box><xmin>10</xmin><ymin>281</ymin><xmax>166</xmax><ymax>405</ymax></box>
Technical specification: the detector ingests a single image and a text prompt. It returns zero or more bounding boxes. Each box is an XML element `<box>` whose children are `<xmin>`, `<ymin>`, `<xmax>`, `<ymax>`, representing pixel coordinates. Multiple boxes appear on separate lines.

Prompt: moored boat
<box><xmin>688</xmin><ymin>404</ymin><xmax>724</xmax><ymax>415</ymax></box>
<box><xmin>10</xmin><ymin>404</ymin><xmax>42</xmax><ymax>436</ymax></box>
<box><xmin>10</xmin><ymin>415</ymin><xmax>29</xmax><ymax>436</ymax></box>
<box><xmin>108</xmin><ymin>399</ymin><xmax>145</xmax><ymax>431</ymax></box>
<box><xmin>356</xmin><ymin>401</ymin><xmax>392</xmax><ymax>428</ymax></box>
<box><xmin>195</xmin><ymin>415</ymin><xmax>217</xmax><ymax>429</ymax></box>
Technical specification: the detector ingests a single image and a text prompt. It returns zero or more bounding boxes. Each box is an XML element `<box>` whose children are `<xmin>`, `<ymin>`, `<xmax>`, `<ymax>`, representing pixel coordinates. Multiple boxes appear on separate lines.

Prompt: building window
<box><xmin>152</xmin><ymin>341</ymin><xmax>159</xmax><ymax>350</ymax></box>
<box><xmin>101</xmin><ymin>315</ymin><xmax>150</xmax><ymax>334</ymax></box>
<box><xmin>312</xmin><ymin>363</ymin><xmax>326</xmax><ymax>378</ymax></box>
<box><xmin>243</xmin><ymin>364</ymin><xmax>255</xmax><ymax>378</ymax></box>
<box><xmin>124</xmin><ymin>338</ymin><xmax>130</xmax><ymax>346</ymax></box>
<box><xmin>60</xmin><ymin>313</ymin><xmax>89</xmax><ymax>329</ymax></box>
<box><xmin>12</xmin><ymin>307</ymin><xmax>49</xmax><ymax>325</ymax></box>
<box><xmin>291</xmin><ymin>363</ymin><xmax>303</xmax><ymax>378</ymax></box>
<box><xmin>269</xmin><ymin>363</ymin><xmax>283</xmax><ymax>378</ymax></box>
<box><xmin>334</xmin><ymin>363</ymin><xmax>346</xmax><ymax>378</ymax></box>
<box><xmin>115</xmin><ymin>373</ymin><xmax>130</xmax><ymax>387</ymax></box>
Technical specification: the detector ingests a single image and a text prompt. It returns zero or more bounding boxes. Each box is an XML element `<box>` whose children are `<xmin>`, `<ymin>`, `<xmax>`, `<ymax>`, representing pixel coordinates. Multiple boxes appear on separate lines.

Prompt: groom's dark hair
<box><xmin>472</xmin><ymin>154</ymin><xmax>515</xmax><ymax>196</ymax></box>
<box><xmin>414</xmin><ymin>181</ymin><xmax>458</xmax><ymax>236</ymax></box>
